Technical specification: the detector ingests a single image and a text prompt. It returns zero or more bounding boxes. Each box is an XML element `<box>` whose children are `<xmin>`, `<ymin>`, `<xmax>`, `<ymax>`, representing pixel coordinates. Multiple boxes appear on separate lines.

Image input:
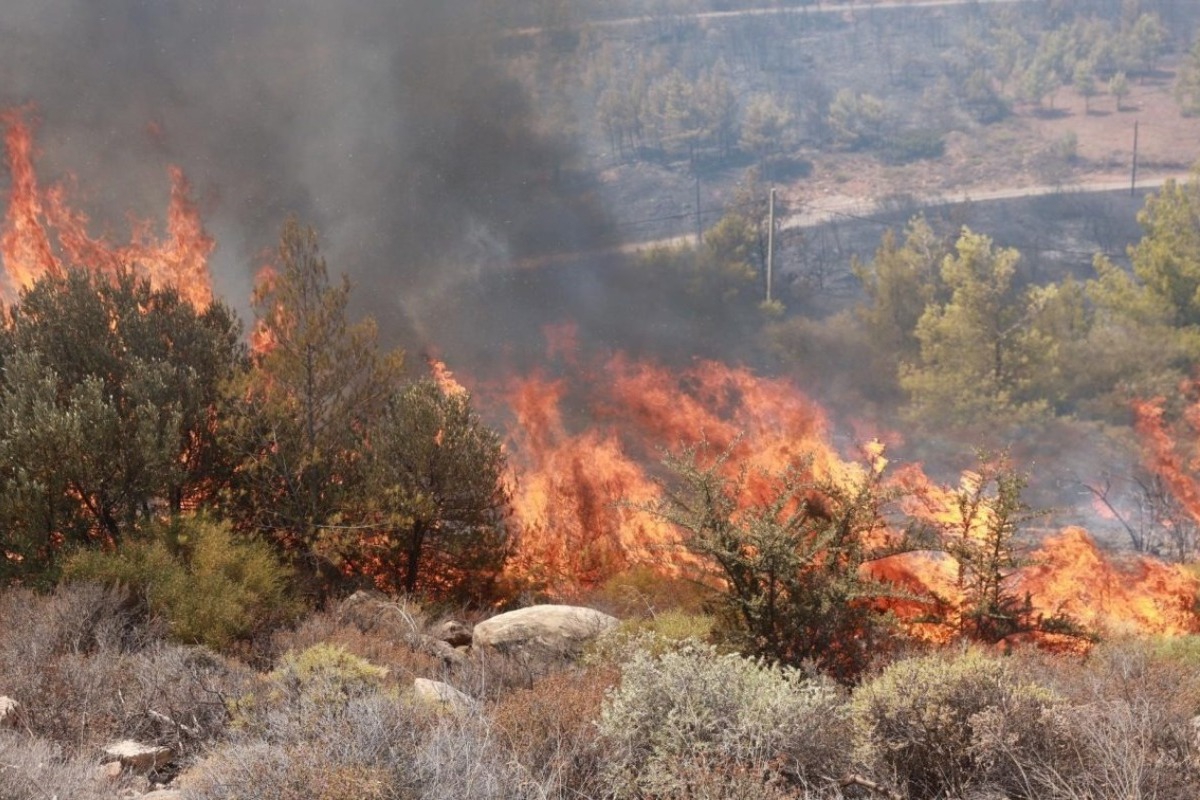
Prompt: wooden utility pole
<box><xmin>766</xmin><ymin>187</ymin><xmax>776</xmax><ymax>304</ymax></box>
<box><xmin>1131</xmin><ymin>119</ymin><xmax>1139</xmax><ymax>197</ymax></box>
<box><xmin>695</xmin><ymin>173</ymin><xmax>703</xmax><ymax>245</ymax></box>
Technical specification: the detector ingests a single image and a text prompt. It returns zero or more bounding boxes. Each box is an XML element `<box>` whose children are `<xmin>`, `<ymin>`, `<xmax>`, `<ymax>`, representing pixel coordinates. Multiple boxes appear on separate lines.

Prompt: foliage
<box><xmin>900</xmin><ymin>228</ymin><xmax>1083</xmax><ymax>428</ymax></box>
<box><xmin>645</xmin><ymin>444</ymin><xmax>914</xmax><ymax>682</ymax></box>
<box><xmin>597</xmin><ymin>643</ymin><xmax>850</xmax><ymax>798</ymax></box>
<box><xmin>827</xmin><ymin>89</ymin><xmax>887</xmax><ymax>150</ymax></box>
<box><xmin>223</xmin><ymin>217</ymin><xmax>404</xmax><ymax>588</ymax></box>
<box><xmin>854</xmin><ymin>215</ymin><xmax>948</xmax><ymax>366</ymax></box>
<box><xmin>852</xmin><ymin>648</ymin><xmax>1060</xmax><ymax>800</ymax></box>
<box><xmin>738</xmin><ymin>93</ymin><xmax>792</xmax><ymax>163</ymax></box>
<box><xmin>0</xmin><ymin>269</ymin><xmax>242</xmax><ymax>585</ymax></box>
<box><xmin>342</xmin><ymin>379</ymin><xmax>512</xmax><ymax>602</ymax></box>
<box><xmin>1127</xmin><ymin>173</ymin><xmax>1200</xmax><ymax>327</ymax></box>
<box><xmin>1176</xmin><ymin>38</ymin><xmax>1200</xmax><ymax>116</ymax></box>
<box><xmin>64</xmin><ymin>514</ymin><xmax>298</xmax><ymax>651</ymax></box>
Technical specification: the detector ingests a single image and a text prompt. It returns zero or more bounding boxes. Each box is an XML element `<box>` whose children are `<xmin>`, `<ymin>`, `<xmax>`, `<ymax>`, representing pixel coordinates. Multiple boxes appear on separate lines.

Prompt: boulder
<box><xmin>431</xmin><ymin>619</ymin><xmax>473</xmax><ymax>647</ymax></box>
<box><xmin>412</xmin><ymin>678</ymin><xmax>473</xmax><ymax>713</ymax></box>
<box><xmin>140</xmin><ymin>791</ymin><xmax>183</xmax><ymax>800</ymax></box>
<box><xmin>472</xmin><ymin>605</ymin><xmax>618</xmax><ymax>658</ymax></box>
<box><xmin>421</xmin><ymin>635</ymin><xmax>467</xmax><ymax>667</ymax></box>
<box><xmin>103</xmin><ymin>740</ymin><xmax>174</xmax><ymax>772</ymax></box>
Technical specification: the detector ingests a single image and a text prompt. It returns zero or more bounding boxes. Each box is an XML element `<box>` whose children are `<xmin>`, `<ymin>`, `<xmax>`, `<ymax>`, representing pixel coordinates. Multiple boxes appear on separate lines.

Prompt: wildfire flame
<box><xmin>492</xmin><ymin>341</ymin><xmax>1200</xmax><ymax>642</ymax></box>
<box><xmin>0</xmin><ymin>108</ymin><xmax>214</xmax><ymax>307</ymax></box>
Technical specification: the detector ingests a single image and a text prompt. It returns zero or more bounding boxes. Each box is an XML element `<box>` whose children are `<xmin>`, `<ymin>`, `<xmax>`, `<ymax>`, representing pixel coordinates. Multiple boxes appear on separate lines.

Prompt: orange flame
<box><xmin>428</xmin><ymin>356</ymin><xmax>468</xmax><ymax>398</ymax></box>
<box><xmin>491</xmin><ymin>349</ymin><xmax>1200</xmax><ymax>643</ymax></box>
<box><xmin>0</xmin><ymin>108</ymin><xmax>214</xmax><ymax>307</ymax></box>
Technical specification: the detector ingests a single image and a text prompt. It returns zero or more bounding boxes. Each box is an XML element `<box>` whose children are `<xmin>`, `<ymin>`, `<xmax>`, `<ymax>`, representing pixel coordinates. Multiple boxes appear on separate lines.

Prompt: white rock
<box><xmin>413</xmin><ymin>678</ymin><xmax>473</xmax><ymax>712</ymax></box>
<box><xmin>472</xmin><ymin>605</ymin><xmax>618</xmax><ymax>656</ymax></box>
<box><xmin>103</xmin><ymin>740</ymin><xmax>174</xmax><ymax>772</ymax></box>
<box><xmin>0</xmin><ymin>696</ymin><xmax>19</xmax><ymax>727</ymax></box>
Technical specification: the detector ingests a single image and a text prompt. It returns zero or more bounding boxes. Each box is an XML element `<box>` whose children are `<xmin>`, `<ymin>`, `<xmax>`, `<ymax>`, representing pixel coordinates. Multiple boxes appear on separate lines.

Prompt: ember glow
<box><xmin>0</xmin><ymin>109</ymin><xmax>214</xmax><ymax>307</ymax></box>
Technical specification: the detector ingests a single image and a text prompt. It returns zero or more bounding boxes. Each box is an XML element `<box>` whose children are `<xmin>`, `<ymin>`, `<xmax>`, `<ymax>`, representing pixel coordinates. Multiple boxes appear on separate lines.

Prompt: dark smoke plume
<box><xmin>0</xmin><ymin>0</ymin><xmax>611</xmax><ymax>350</ymax></box>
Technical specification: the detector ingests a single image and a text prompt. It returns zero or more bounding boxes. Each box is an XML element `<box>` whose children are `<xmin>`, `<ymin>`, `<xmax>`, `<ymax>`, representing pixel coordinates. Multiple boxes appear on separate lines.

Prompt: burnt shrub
<box><xmin>0</xmin><ymin>582</ymin><xmax>250</xmax><ymax>755</ymax></box>
<box><xmin>1017</xmin><ymin>641</ymin><xmax>1200</xmax><ymax>799</ymax></box>
<box><xmin>491</xmin><ymin>665</ymin><xmax>617</xmax><ymax>797</ymax></box>
<box><xmin>0</xmin><ymin>732</ymin><xmax>113</xmax><ymax>800</ymax></box>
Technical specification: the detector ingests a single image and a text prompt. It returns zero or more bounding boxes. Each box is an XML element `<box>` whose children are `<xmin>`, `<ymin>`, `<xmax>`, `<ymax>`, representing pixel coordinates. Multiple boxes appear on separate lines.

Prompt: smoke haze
<box><xmin>0</xmin><ymin>0</ymin><xmax>610</xmax><ymax>349</ymax></box>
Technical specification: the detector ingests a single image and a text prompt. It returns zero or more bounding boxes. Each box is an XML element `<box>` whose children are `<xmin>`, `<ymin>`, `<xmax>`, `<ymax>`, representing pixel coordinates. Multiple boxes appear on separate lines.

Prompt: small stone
<box><xmin>0</xmin><ymin>696</ymin><xmax>20</xmax><ymax>727</ymax></box>
<box><xmin>97</xmin><ymin>761</ymin><xmax>124</xmax><ymax>781</ymax></box>
<box><xmin>431</xmin><ymin>619</ymin><xmax>473</xmax><ymax>647</ymax></box>
<box><xmin>413</xmin><ymin>678</ymin><xmax>473</xmax><ymax>712</ymax></box>
<box><xmin>103</xmin><ymin>740</ymin><xmax>174</xmax><ymax>772</ymax></box>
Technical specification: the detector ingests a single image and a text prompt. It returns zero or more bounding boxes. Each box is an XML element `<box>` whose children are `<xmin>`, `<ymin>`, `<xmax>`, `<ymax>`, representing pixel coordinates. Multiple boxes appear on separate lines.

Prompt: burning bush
<box><xmin>643</xmin><ymin>442</ymin><xmax>915</xmax><ymax>681</ymax></box>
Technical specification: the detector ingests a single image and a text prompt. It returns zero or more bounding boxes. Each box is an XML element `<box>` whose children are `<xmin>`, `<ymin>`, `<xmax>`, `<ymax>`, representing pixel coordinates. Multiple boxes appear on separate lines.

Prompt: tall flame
<box><xmin>0</xmin><ymin>108</ymin><xmax>214</xmax><ymax>307</ymax></box>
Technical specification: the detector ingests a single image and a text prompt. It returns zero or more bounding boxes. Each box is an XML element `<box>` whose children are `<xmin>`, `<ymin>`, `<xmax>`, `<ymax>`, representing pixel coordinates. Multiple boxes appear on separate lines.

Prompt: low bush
<box><xmin>1015</xmin><ymin>641</ymin><xmax>1200</xmax><ymax>799</ymax></box>
<box><xmin>852</xmin><ymin>648</ymin><xmax>1059</xmax><ymax>799</ymax></box>
<box><xmin>590</xmin><ymin>565</ymin><xmax>712</xmax><ymax>617</ymax></box>
<box><xmin>64</xmin><ymin>514</ymin><xmax>300</xmax><ymax>651</ymax></box>
<box><xmin>0</xmin><ymin>582</ymin><xmax>250</xmax><ymax>754</ymax></box>
<box><xmin>491</xmin><ymin>665</ymin><xmax>617</xmax><ymax>797</ymax></box>
<box><xmin>270</xmin><ymin>605</ymin><xmax>444</xmax><ymax>684</ymax></box>
<box><xmin>0</xmin><ymin>732</ymin><xmax>113</xmax><ymax>800</ymax></box>
<box><xmin>597</xmin><ymin>643</ymin><xmax>849</xmax><ymax>798</ymax></box>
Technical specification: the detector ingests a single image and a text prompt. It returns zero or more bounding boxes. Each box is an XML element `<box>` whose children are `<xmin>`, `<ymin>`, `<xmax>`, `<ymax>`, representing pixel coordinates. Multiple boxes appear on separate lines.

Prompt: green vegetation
<box><xmin>63</xmin><ymin>515</ymin><xmax>297</xmax><ymax>650</ymax></box>
<box><xmin>644</xmin><ymin>445</ymin><xmax>917</xmax><ymax>681</ymax></box>
<box><xmin>0</xmin><ymin>270</ymin><xmax>242</xmax><ymax>584</ymax></box>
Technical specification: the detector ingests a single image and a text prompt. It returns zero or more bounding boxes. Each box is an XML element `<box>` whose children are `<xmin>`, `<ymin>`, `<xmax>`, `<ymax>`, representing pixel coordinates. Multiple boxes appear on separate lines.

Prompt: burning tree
<box><xmin>0</xmin><ymin>270</ymin><xmax>242</xmax><ymax>584</ymax></box>
<box><xmin>224</xmin><ymin>218</ymin><xmax>404</xmax><ymax>585</ymax></box>
<box><xmin>346</xmin><ymin>378</ymin><xmax>512</xmax><ymax>602</ymax></box>
<box><xmin>646</xmin><ymin>441</ymin><xmax>917</xmax><ymax>682</ymax></box>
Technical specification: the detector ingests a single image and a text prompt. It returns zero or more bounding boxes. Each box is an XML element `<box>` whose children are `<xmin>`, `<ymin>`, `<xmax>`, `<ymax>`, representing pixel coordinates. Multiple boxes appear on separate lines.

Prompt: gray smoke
<box><xmin>0</xmin><ymin>0</ymin><xmax>610</xmax><ymax>348</ymax></box>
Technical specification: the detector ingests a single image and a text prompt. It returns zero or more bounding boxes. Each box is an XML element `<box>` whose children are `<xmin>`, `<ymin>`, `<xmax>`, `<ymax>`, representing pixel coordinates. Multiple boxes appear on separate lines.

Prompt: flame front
<box><xmin>0</xmin><ymin>108</ymin><xmax>214</xmax><ymax>307</ymax></box>
<box><xmin>495</xmin><ymin>346</ymin><xmax>1200</xmax><ymax>642</ymax></box>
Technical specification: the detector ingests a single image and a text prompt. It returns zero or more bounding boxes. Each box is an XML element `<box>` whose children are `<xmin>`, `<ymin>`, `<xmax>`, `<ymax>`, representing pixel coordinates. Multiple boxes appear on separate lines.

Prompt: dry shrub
<box><xmin>1009</xmin><ymin>640</ymin><xmax>1200</xmax><ymax>799</ymax></box>
<box><xmin>852</xmin><ymin>648</ymin><xmax>1060</xmax><ymax>800</ymax></box>
<box><xmin>0</xmin><ymin>582</ymin><xmax>150</xmax><ymax>662</ymax></box>
<box><xmin>587</xmin><ymin>565</ymin><xmax>712</xmax><ymax>618</ymax></box>
<box><xmin>192</xmin><ymin>681</ymin><xmax>544</xmax><ymax>799</ymax></box>
<box><xmin>0</xmin><ymin>731</ymin><xmax>113</xmax><ymax>800</ymax></box>
<box><xmin>491</xmin><ymin>664</ymin><xmax>618</xmax><ymax>796</ymax></box>
<box><xmin>183</xmin><ymin>740</ymin><xmax>400</xmax><ymax>800</ymax></box>
<box><xmin>0</xmin><ymin>583</ymin><xmax>249</xmax><ymax>756</ymax></box>
<box><xmin>598</xmin><ymin>643</ymin><xmax>850</xmax><ymax>798</ymax></box>
<box><xmin>267</xmin><ymin>592</ymin><xmax>465</xmax><ymax>688</ymax></box>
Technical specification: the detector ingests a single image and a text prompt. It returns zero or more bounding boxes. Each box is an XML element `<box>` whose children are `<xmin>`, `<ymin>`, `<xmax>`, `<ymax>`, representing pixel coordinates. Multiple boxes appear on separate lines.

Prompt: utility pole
<box><xmin>766</xmin><ymin>187</ymin><xmax>776</xmax><ymax>304</ymax></box>
<box><xmin>695</xmin><ymin>173</ymin><xmax>702</xmax><ymax>246</ymax></box>
<box><xmin>1131</xmin><ymin>119</ymin><xmax>1139</xmax><ymax>198</ymax></box>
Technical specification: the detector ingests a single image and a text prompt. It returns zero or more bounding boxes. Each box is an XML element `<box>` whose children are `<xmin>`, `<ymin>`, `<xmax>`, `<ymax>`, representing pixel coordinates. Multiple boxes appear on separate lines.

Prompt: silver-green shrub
<box><xmin>852</xmin><ymin>648</ymin><xmax>1059</xmax><ymax>799</ymax></box>
<box><xmin>597</xmin><ymin>643</ymin><xmax>849</xmax><ymax>797</ymax></box>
